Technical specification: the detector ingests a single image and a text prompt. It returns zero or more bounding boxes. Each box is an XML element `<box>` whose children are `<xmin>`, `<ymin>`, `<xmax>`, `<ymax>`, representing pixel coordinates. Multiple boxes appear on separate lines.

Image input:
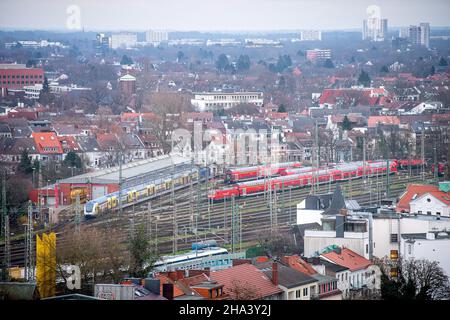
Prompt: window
<box><xmin>418</xmin><ymin>210</ymin><xmax>422</xmax><ymax>214</ymax></box>
<box><xmin>366</xmin><ymin>244</ymin><xmax>369</xmax><ymax>254</ymax></box>
<box><xmin>408</xmin><ymin>244</ymin><xmax>412</xmax><ymax>255</ymax></box>
<box><xmin>390</xmin><ymin>233</ymin><xmax>398</xmax><ymax>243</ymax></box>
<box><xmin>295</xmin><ymin>290</ymin><xmax>301</xmax><ymax>299</ymax></box>
<box><xmin>437</xmin><ymin>212</ymin><xmax>441</xmax><ymax>216</ymax></box>
<box><xmin>303</xmin><ymin>287</ymin><xmax>308</xmax><ymax>296</ymax></box>
<box><xmin>427</xmin><ymin>211</ymin><xmax>431</xmax><ymax>215</ymax></box>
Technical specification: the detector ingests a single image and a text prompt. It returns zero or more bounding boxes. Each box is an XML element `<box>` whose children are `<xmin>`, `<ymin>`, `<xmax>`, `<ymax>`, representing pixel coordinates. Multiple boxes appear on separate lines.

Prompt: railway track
<box><xmin>0</xmin><ymin>171</ymin><xmax>435</xmax><ymax>267</ymax></box>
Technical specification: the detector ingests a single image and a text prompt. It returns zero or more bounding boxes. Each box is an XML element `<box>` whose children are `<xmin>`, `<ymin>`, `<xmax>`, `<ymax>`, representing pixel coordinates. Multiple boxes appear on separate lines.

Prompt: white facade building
<box><xmin>304</xmin><ymin>229</ymin><xmax>370</xmax><ymax>259</ymax></box>
<box><xmin>409</xmin><ymin>193</ymin><xmax>450</xmax><ymax>217</ymax></box>
<box><xmin>300</xmin><ymin>30</ymin><xmax>322</xmax><ymax>41</ymax></box>
<box><xmin>191</xmin><ymin>92</ymin><xmax>264</xmax><ymax>111</ymax></box>
<box><xmin>111</xmin><ymin>32</ymin><xmax>138</xmax><ymax>49</ymax></box>
<box><xmin>363</xmin><ymin>18</ymin><xmax>388</xmax><ymax>41</ymax></box>
<box><xmin>401</xmin><ymin>232</ymin><xmax>450</xmax><ymax>279</ymax></box>
<box><xmin>146</xmin><ymin>30</ymin><xmax>168</xmax><ymax>43</ymax></box>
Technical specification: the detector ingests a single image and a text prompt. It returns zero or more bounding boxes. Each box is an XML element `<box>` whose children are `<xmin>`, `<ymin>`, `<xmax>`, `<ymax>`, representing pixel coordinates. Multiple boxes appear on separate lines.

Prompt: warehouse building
<box><xmin>30</xmin><ymin>154</ymin><xmax>194</xmax><ymax>206</ymax></box>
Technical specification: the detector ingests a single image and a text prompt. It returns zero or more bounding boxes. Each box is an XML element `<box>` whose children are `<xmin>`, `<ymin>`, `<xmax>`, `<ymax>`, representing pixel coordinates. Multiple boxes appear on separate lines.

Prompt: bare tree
<box><xmin>227</xmin><ymin>279</ymin><xmax>262</xmax><ymax>300</ymax></box>
<box><xmin>376</xmin><ymin>257</ymin><xmax>450</xmax><ymax>300</ymax></box>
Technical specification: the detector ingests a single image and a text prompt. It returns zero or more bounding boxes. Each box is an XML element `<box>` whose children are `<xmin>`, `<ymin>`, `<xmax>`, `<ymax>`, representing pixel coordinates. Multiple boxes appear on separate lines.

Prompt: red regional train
<box><xmin>397</xmin><ymin>159</ymin><xmax>426</xmax><ymax>170</ymax></box>
<box><xmin>209</xmin><ymin>160</ymin><xmax>398</xmax><ymax>201</ymax></box>
<box><xmin>225</xmin><ymin>161</ymin><xmax>302</xmax><ymax>183</ymax></box>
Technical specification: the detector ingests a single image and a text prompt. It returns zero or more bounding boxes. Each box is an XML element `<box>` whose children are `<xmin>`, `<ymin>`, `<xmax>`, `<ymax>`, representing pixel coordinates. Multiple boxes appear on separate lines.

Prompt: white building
<box><xmin>24</xmin><ymin>83</ymin><xmax>43</xmax><ymax>99</ymax></box>
<box><xmin>420</xmin><ymin>23</ymin><xmax>430</xmax><ymax>48</ymax></box>
<box><xmin>404</xmin><ymin>102</ymin><xmax>442</xmax><ymax>115</ymax></box>
<box><xmin>409</xmin><ymin>193</ymin><xmax>450</xmax><ymax>217</ymax></box>
<box><xmin>300</xmin><ymin>30</ymin><xmax>322</xmax><ymax>41</ymax></box>
<box><xmin>306</xmin><ymin>49</ymin><xmax>332</xmax><ymax>62</ymax></box>
<box><xmin>401</xmin><ymin>232</ymin><xmax>450</xmax><ymax>279</ymax></box>
<box><xmin>363</xmin><ymin>18</ymin><xmax>388</xmax><ymax>41</ymax></box>
<box><xmin>146</xmin><ymin>30</ymin><xmax>168</xmax><ymax>44</ymax></box>
<box><xmin>111</xmin><ymin>32</ymin><xmax>138</xmax><ymax>49</ymax></box>
<box><xmin>191</xmin><ymin>92</ymin><xmax>264</xmax><ymax>111</ymax></box>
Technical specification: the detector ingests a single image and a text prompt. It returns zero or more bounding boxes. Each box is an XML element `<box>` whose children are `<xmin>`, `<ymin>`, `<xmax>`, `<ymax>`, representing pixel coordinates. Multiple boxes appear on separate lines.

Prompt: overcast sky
<box><xmin>1</xmin><ymin>0</ymin><xmax>450</xmax><ymax>31</ymax></box>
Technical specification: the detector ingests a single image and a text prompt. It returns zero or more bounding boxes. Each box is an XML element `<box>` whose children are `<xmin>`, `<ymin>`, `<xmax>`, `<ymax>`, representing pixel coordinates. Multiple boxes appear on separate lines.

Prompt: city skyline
<box><xmin>1</xmin><ymin>0</ymin><xmax>450</xmax><ymax>32</ymax></box>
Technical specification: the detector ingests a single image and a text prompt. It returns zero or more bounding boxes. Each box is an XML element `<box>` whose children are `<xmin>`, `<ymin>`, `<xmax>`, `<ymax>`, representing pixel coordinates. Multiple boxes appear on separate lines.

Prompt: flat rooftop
<box><xmin>59</xmin><ymin>154</ymin><xmax>193</xmax><ymax>185</ymax></box>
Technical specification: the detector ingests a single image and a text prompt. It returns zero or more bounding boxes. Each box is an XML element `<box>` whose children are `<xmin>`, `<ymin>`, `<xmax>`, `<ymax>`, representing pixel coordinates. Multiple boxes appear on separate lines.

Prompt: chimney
<box><xmin>272</xmin><ymin>262</ymin><xmax>279</xmax><ymax>286</ymax></box>
<box><xmin>162</xmin><ymin>283</ymin><xmax>174</xmax><ymax>300</ymax></box>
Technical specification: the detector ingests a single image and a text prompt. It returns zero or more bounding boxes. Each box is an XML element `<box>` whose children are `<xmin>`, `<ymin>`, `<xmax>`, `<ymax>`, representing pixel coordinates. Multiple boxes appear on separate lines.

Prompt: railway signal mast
<box><xmin>25</xmin><ymin>201</ymin><xmax>35</xmax><ymax>282</ymax></box>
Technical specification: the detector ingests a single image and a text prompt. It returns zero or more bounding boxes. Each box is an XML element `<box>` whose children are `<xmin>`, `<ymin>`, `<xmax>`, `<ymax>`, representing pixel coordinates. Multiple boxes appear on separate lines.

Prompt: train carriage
<box><xmin>84</xmin><ymin>167</ymin><xmax>207</xmax><ymax>218</ymax></box>
<box><xmin>209</xmin><ymin>160</ymin><xmax>398</xmax><ymax>202</ymax></box>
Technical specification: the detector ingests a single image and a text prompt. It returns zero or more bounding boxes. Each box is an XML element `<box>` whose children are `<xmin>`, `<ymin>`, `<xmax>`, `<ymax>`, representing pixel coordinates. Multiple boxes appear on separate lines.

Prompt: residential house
<box><xmin>255</xmin><ymin>261</ymin><xmax>319</xmax><ymax>300</ymax></box>
<box><xmin>210</xmin><ymin>263</ymin><xmax>283</xmax><ymax>300</ymax></box>
<box><xmin>396</xmin><ymin>183</ymin><xmax>450</xmax><ymax>216</ymax></box>
<box><xmin>31</xmin><ymin>132</ymin><xmax>63</xmax><ymax>162</ymax></box>
<box><xmin>281</xmin><ymin>255</ymin><xmax>342</xmax><ymax>300</ymax></box>
<box><xmin>320</xmin><ymin>247</ymin><xmax>373</xmax><ymax>293</ymax></box>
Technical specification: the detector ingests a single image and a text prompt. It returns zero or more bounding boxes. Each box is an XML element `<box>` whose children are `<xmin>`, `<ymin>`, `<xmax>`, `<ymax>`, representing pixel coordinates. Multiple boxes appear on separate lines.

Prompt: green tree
<box><xmin>324</xmin><ymin>59</ymin><xmax>335</xmax><ymax>68</ymax></box>
<box><xmin>18</xmin><ymin>149</ymin><xmax>33</xmax><ymax>175</ymax></box>
<box><xmin>236</xmin><ymin>55</ymin><xmax>251</xmax><ymax>72</ymax></box>
<box><xmin>275</xmin><ymin>54</ymin><xmax>292</xmax><ymax>72</ymax></box>
<box><xmin>358</xmin><ymin>70</ymin><xmax>371</xmax><ymax>87</ymax></box>
<box><xmin>277</xmin><ymin>104</ymin><xmax>287</xmax><ymax>113</ymax></box>
<box><xmin>128</xmin><ymin>225</ymin><xmax>158</xmax><ymax>278</ymax></box>
<box><xmin>120</xmin><ymin>55</ymin><xmax>133</xmax><ymax>66</ymax></box>
<box><xmin>430</xmin><ymin>65</ymin><xmax>435</xmax><ymax>76</ymax></box>
<box><xmin>42</xmin><ymin>77</ymin><xmax>50</xmax><ymax>94</ymax></box>
<box><xmin>216</xmin><ymin>53</ymin><xmax>230</xmax><ymax>72</ymax></box>
<box><xmin>63</xmin><ymin>151</ymin><xmax>83</xmax><ymax>169</ymax></box>
<box><xmin>176</xmin><ymin>51</ymin><xmax>185</xmax><ymax>62</ymax></box>
<box><xmin>340</xmin><ymin>115</ymin><xmax>353</xmax><ymax>131</ymax></box>
<box><xmin>438</xmin><ymin>57</ymin><xmax>448</xmax><ymax>66</ymax></box>
<box><xmin>380</xmin><ymin>65</ymin><xmax>389</xmax><ymax>73</ymax></box>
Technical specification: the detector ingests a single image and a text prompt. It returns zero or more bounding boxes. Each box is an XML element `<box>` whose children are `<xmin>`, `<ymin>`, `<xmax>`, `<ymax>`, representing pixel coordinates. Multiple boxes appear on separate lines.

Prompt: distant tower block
<box><xmin>119</xmin><ymin>74</ymin><xmax>136</xmax><ymax>96</ymax></box>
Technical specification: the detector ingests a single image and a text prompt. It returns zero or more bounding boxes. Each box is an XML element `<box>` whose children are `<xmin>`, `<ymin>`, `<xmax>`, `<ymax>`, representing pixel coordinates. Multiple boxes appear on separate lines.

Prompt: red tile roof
<box><xmin>367</xmin><ymin>116</ymin><xmax>400</xmax><ymax>128</ymax></box>
<box><xmin>31</xmin><ymin>132</ymin><xmax>63</xmax><ymax>154</ymax></box>
<box><xmin>210</xmin><ymin>263</ymin><xmax>282</xmax><ymax>299</ymax></box>
<box><xmin>319</xmin><ymin>88</ymin><xmax>387</xmax><ymax>107</ymax></box>
<box><xmin>397</xmin><ymin>184</ymin><xmax>450</xmax><ymax>212</ymax></box>
<box><xmin>120</xmin><ymin>112</ymin><xmax>159</xmax><ymax>122</ymax></box>
<box><xmin>321</xmin><ymin>248</ymin><xmax>371</xmax><ymax>272</ymax></box>
<box><xmin>58</xmin><ymin>136</ymin><xmax>81</xmax><ymax>152</ymax></box>
<box><xmin>154</xmin><ymin>274</ymin><xmax>186</xmax><ymax>298</ymax></box>
<box><xmin>282</xmin><ymin>255</ymin><xmax>317</xmax><ymax>276</ymax></box>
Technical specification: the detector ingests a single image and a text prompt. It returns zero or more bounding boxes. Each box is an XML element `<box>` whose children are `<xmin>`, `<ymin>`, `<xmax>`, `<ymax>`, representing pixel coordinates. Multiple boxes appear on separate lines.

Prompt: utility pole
<box><xmin>118</xmin><ymin>150</ymin><xmax>123</xmax><ymax>216</ymax></box>
<box><xmin>37</xmin><ymin>163</ymin><xmax>41</xmax><ymax>224</ymax></box>
<box><xmin>147</xmin><ymin>202</ymin><xmax>152</xmax><ymax>239</ymax></box>
<box><xmin>363</xmin><ymin>135</ymin><xmax>367</xmax><ymax>188</ymax></box>
<box><xmin>269</xmin><ymin>177</ymin><xmax>273</xmax><ymax>232</ymax></box>
<box><xmin>421</xmin><ymin>127</ymin><xmax>425</xmax><ymax>181</ymax></box>
<box><xmin>1</xmin><ymin>169</ymin><xmax>6</xmax><ymax>238</ymax></box>
<box><xmin>75</xmin><ymin>194</ymin><xmax>81</xmax><ymax>234</ymax></box>
<box><xmin>2</xmin><ymin>169</ymin><xmax>10</xmax><ymax>281</ymax></box>
<box><xmin>3</xmin><ymin>214</ymin><xmax>10</xmax><ymax>281</ymax></box>
<box><xmin>231</xmin><ymin>196</ymin><xmax>235</xmax><ymax>253</ymax></box>
<box><xmin>433</xmin><ymin>141</ymin><xmax>438</xmax><ymax>181</ymax></box>
<box><xmin>25</xmin><ymin>201</ymin><xmax>35</xmax><ymax>282</ymax></box>
<box><xmin>171</xmin><ymin>138</ymin><xmax>177</xmax><ymax>254</ymax></box>
<box><xmin>386</xmin><ymin>159</ymin><xmax>390</xmax><ymax>199</ymax></box>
